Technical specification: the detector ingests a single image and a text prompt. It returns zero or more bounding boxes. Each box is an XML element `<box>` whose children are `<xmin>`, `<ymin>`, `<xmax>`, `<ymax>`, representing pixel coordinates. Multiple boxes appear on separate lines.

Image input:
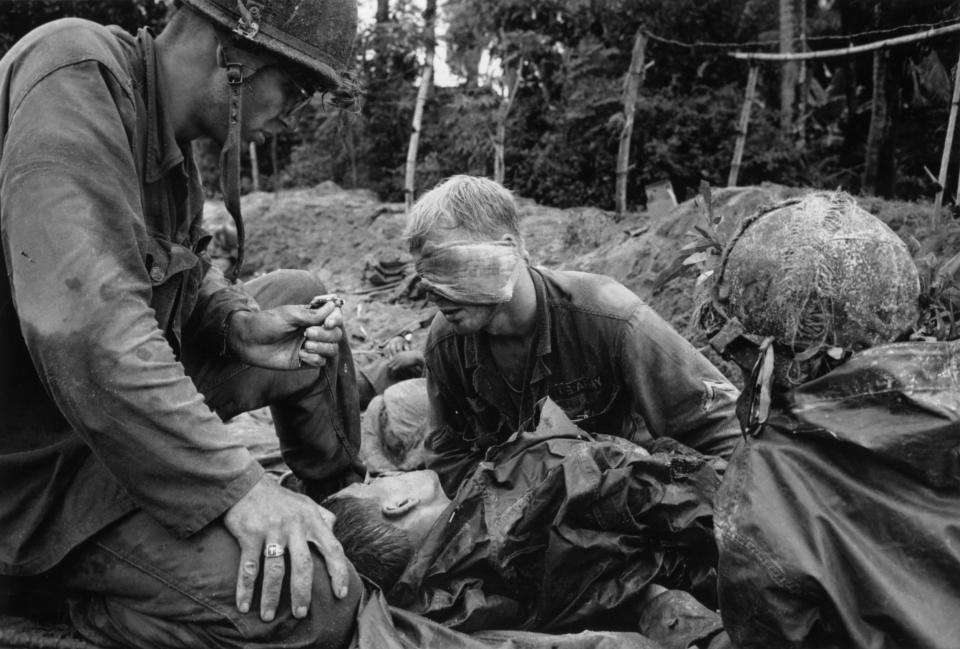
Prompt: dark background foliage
<box><xmin>2</xmin><ymin>0</ymin><xmax>960</xmax><ymax>209</ymax></box>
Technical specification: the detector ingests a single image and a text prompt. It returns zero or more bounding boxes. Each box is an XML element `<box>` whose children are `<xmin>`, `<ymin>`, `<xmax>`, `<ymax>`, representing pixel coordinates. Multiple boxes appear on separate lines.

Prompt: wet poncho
<box><xmin>391</xmin><ymin>400</ymin><xmax>725</xmax><ymax>641</ymax></box>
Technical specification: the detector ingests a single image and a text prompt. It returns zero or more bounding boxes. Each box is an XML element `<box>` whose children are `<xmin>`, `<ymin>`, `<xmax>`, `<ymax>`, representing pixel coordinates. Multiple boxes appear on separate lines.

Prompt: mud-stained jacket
<box><xmin>424</xmin><ymin>266</ymin><xmax>741</xmax><ymax>494</ymax></box>
<box><xmin>390</xmin><ymin>400</ymin><xmax>725</xmax><ymax>638</ymax></box>
<box><xmin>0</xmin><ymin>20</ymin><xmax>264</xmax><ymax>575</ymax></box>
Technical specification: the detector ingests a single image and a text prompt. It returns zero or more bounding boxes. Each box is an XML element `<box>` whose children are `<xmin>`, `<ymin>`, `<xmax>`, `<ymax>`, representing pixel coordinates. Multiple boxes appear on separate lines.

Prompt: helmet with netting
<box><xmin>181</xmin><ymin>0</ymin><xmax>357</xmax><ymax>97</ymax></box>
<box><xmin>714</xmin><ymin>191</ymin><xmax>919</xmax><ymax>356</ymax></box>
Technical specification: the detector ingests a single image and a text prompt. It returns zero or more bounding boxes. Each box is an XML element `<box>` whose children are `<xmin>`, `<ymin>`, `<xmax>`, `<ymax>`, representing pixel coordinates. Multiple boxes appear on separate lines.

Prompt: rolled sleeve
<box><xmin>187</xmin><ymin>264</ymin><xmax>258</xmax><ymax>356</ymax></box>
<box><xmin>619</xmin><ymin>305</ymin><xmax>741</xmax><ymax>458</ymax></box>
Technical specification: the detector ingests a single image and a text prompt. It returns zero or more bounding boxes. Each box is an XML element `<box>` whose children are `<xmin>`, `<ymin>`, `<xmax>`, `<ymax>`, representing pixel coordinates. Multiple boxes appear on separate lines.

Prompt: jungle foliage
<box><xmin>3</xmin><ymin>0</ymin><xmax>960</xmax><ymax>209</ymax></box>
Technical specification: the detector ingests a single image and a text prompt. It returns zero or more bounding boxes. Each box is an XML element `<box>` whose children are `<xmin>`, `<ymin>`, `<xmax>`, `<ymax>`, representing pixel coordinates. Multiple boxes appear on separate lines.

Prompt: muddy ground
<box><xmin>203</xmin><ymin>181</ymin><xmax>945</xmax><ymax>438</ymax></box>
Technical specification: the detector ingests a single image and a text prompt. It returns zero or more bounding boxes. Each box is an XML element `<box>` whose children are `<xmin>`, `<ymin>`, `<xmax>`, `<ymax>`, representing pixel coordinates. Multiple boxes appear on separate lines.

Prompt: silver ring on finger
<box><xmin>263</xmin><ymin>543</ymin><xmax>285</xmax><ymax>559</ymax></box>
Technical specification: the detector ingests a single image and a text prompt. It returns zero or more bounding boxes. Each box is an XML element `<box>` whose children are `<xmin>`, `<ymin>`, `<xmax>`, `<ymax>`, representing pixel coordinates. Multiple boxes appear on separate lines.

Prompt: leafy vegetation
<box><xmin>3</xmin><ymin>0</ymin><xmax>960</xmax><ymax>210</ymax></box>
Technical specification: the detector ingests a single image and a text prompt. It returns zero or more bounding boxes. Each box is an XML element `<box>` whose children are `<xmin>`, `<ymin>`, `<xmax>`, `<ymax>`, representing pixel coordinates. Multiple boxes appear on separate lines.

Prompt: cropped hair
<box><xmin>404</xmin><ymin>175</ymin><xmax>524</xmax><ymax>253</ymax></box>
<box><xmin>322</xmin><ymin>496</ymin><xmax>414</xmax><ymax>591</ymax></box>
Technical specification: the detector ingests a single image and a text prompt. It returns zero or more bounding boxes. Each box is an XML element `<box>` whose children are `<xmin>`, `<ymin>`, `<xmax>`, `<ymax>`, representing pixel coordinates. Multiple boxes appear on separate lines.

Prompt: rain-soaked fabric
<box><xmin>716</xmin><ymin>340</ymin><xmax>960</xmax><ymax>649</ymax></box>
<box><xmin>391</xmin><ymin>399</ymin><xmax>725</xmax><ymax>644</ymax></box>
<box><xmin>415</xmin><ymin>240</ymin><xmax>524</xmax><ymax>305</ymax></box>
<box><xmin>44</xmin><ymin>506</ymin><xmax>651</xmax><ymax>649</ymax></box>
<box><xmin>0</xmin><ymin>21</ymin><xmax>360</xmax><ymax>576</ymax></box>
<box><xmin>357</xmin><ymin>587</ymin><xmax>659</xmax><ymax>649</ymax></box>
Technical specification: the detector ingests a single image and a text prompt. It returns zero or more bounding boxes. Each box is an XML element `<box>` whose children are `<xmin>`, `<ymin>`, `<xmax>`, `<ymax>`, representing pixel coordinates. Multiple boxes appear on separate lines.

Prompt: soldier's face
<box><xmin>337</xmin><ymin>470</ymin><xmax>451</xmax><ymax>544</ymax></box>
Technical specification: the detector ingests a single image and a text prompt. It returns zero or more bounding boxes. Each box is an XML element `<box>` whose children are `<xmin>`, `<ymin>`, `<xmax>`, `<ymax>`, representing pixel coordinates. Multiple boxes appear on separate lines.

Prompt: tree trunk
<box><xmin>615</xmin><ymin>29</ymin><xmax>646</xmax><ymax>218</ymax></box>
<box><xmin>376</xmin><ymin>0</ymin><xmax>389</xmax><ymax>24</ymax></box>
<box><xmin>796</xmin><ymin>0</ymin><xmax>808</xmax><ymax>148</ymax></box>
<box><xmin>404</xmin><ymin>0</ymin><xmax>436</xmax><ymax>211</ymax></box>
<box><xmin>341</xmin><ymin>114</ymin><xmax>359</xmax><ymax>188</ymax></box>
<box><xmin>728</xmin><ymin>65</ymin><xmax>760</xmax><ymax>187</ymax></box>
<box><xmin>248</xmin><ymin>142</ymin><xmax>259</xmax><ymax>192</ymax></box>
<box><xmin>461</xmin><ymin>46</ymin><xmax>484</xmax><ymax>88</ymax></box>
<box><xmin>493</xmin><ymin>60</ymin><xmax>522</xmax><ymax>185</ymax></box>
<box><xmin>862</xmin><ymin>48</ymin><xmax>888</xmax><ymax>194</ymax></box>
<box><xmin>779</xmin><ymin>0</ymin><xmax>796</xmax><ymax>136</ymax></box>
<box><xmin>935</xmin><ymin>48</ymin><xmax>960</xmax><ymax>223</ymax></box>
<box><xmin>270</xmin><ymin>135</ymin><xmax>278</xmax><ymax>190</ymax></box>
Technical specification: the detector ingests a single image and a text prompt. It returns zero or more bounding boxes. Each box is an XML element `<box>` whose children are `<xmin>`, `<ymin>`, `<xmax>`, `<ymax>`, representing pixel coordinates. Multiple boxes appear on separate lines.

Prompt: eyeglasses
<box><xmin>215</xmin><ymin>36</ymin><xmax>353</xmax><ymax>120</ymax></box>
<box><xmin>278</xmin><ymin>66</ymin><xmax>317</xmax><ymax>120</ymax></box>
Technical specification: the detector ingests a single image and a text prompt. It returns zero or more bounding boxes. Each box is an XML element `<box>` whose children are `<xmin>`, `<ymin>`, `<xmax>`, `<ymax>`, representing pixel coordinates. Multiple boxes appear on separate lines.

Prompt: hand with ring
<box><xmin>224</xmin><ymin>475</ymin><xmax>349</xmax><ymax>622</ymax></box>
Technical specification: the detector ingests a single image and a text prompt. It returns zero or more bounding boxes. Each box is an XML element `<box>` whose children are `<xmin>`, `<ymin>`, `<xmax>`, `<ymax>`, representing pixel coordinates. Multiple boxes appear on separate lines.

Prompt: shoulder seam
<box><xmin>423</xmin><ymin>327</ymin><xmax>459</xmax><ymax>356</ymax></box>
<box><xmin>547</xmin><ymin>297</ymin><xmax>638</xmax><ymax>323</ymax></box>
<box><xmin>10</xmin><ymin>52</ymin><xmax>133</xmax><ymax>119</ymax></box>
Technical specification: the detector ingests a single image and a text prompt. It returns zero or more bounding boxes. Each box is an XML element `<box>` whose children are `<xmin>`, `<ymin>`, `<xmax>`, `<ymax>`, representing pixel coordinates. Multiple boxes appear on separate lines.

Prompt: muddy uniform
<box><xmin>423</xmin><ymin>266</ymin><xmax>741</xmax><ymax>494</ymax></box>
<box><xmin>0</xmin><ymin>20</ymin><xmax>361</xmax><ymax>647</ymax></box>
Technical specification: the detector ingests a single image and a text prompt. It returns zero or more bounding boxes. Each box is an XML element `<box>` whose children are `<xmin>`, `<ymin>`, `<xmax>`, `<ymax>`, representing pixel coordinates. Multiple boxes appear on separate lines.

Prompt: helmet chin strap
<box><xmin>218</xmin><ymin>58</ymin><xmax>246</xmax><ymax>283</ymax></box>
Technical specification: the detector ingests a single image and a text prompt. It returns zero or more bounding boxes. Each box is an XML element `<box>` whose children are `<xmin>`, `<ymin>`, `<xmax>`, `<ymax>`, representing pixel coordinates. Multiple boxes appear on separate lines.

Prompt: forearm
<box><xmin>189</xmin><ymin>266</ymin><xmax>259</xmax><ymax>357</ymax></box>
<box><xmin>621</xmin><ymin>305</ymin><xmax>741</xmax><ymax>457</ymax></box>
<box><xmin>2</xmin><ymin>65</ymin><xmax>263</xmax><ymax>535</ymax></box>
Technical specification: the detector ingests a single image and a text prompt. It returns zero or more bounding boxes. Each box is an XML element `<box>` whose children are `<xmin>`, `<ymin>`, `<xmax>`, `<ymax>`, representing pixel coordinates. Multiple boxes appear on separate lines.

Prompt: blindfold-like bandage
<box><xmin>415</xmin><ymin>240</ymin><xmax>524</xmax><ymax>305</ymax></box>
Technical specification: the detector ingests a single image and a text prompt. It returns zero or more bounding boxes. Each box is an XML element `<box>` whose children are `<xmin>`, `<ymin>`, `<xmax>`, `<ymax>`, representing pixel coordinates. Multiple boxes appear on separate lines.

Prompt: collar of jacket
<box><xmin>136</xmin><ymin>27</ymin><xmax>187</xmax><ymax>183</ymax></box>
<box><xmin>463</xmin><ymin>266</ymin><xmax>553</xmax><ymax>383</ymax></box>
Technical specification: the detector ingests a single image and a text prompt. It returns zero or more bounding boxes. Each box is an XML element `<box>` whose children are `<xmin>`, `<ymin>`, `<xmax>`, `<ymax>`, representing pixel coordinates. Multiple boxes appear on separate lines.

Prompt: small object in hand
<box><xmin>263</xmin><ymin>543</ymin><xmax>285</xmax><ymax>558</ymax></box>
<box><xmin>308</xmin><ymin>293</ymin><xmax>345</xmax><ymax>309</ymax></box>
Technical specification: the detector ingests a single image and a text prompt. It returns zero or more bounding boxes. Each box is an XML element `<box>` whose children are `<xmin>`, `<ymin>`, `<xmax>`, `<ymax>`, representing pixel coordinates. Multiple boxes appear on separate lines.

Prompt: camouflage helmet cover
<box><xmin>716</xmin><ymin>190</ymin><xmax>920</xmax><ymax>354</ymax></box>
<box><xmin>181</xmin><ymin>0</ymin><xmax>357</xmax><ymax>90</ymax></box>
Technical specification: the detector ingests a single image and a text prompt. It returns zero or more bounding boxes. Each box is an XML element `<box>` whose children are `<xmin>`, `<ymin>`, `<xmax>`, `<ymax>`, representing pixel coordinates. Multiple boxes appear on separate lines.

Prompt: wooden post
<box><xmin>797</xmin><ymin>0</ymin><xmax>808</xmax><ymax>148</ymax></box>
<box><xmin>730</xmin><ymin>22</ymin><xmax>960</xmax><ymax>62</ymax></box>
<box><xmin>728</xmin><ymin>64</ymin><xmax>759</xmax><ymax>187</ymax></box>
<box><xmin>936</xmin><ymin>47</ymin><xmax>960</xmax><ymax>225</ymax></box>
<box><xmin>615</xmin><ymin>29</ymin><xmax>647</xmax><ymax>218</ymax></box>
<box><xmin>493</xmin><ymin>59</ymin><xmax>522</xmax><ymax>184</ymax></box>
<box><xmin>270</xmin><ymin>135</ymin><xmax>278</xmax><ymax>187</ymax></box>
<box><xmin>862</xmin><ymin>47</ymin><xmax>887</xmax><ymax>195</ymax></box>
<box><xmin>779</xmin><ymin>0</ymin><xmax>796</xmax><ymax>136</ymax></box>
<box><xmin>404</xmin><ymin>0</ymin><xmax>437</xmax><ymax>211</ymax></box>
<box><xmin>248</xmin><ymin>141</ymin><xmax>259</xmax><ymax>192</ymax></box>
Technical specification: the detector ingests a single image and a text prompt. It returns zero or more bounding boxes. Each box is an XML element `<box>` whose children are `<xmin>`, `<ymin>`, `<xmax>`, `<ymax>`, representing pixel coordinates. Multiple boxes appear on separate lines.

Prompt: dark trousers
<box><xmin>11</xmin><ymin>269</ymin><xmax>364</xmax><ymax>648</ymax></box>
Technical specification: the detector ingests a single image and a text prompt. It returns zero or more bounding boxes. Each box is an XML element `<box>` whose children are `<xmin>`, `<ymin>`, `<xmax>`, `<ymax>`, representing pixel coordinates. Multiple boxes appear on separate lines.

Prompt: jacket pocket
<box><xmin>143</xmin><ymin>235</ymin><xmax>202</xmax><ymax>355</ymax></box>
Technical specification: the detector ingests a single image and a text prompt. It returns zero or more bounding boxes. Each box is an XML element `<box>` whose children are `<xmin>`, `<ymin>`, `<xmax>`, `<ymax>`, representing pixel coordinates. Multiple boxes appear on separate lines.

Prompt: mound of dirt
<box><xmin>204</xmin><ymin>181</ymin><xmax>809</xmax><ymax>348</ymax></box>
<box><xmin>204</xmin><ymin>181</ymin><xmax>944</xmax><ymax>442</ymax></box>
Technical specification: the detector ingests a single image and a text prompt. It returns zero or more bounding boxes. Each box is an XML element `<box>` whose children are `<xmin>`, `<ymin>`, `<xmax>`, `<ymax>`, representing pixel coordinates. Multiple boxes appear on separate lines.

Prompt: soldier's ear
<box><xmin>382</xmin><ymin>495</ymin><xmax>420</xmax><ymax>518</ymax></box>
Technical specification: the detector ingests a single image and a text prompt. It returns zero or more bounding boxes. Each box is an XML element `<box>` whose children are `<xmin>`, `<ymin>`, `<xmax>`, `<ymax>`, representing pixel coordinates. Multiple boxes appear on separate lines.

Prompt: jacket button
<box><xmin>150</xmin><ymin>265</ymin><xmax>165</xmax><ymax>282</ymax></box>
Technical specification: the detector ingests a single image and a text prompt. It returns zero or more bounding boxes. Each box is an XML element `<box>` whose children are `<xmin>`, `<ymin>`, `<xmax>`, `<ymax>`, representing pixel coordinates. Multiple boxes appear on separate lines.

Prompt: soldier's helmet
<box><xmin>714</xmin><ymin>190</ymin><xmax>919</xmax><ymax>359</ymax></box>
<box><xmin>181</xmin><ymin>0</ymin><xmax>357</xmax><ymax>96</ymax></box>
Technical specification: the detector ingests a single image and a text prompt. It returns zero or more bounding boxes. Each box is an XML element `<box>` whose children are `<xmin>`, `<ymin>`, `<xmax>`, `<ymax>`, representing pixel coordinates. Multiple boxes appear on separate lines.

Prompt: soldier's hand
<box><xmin>381</xmin><ymin>335</ymin><xmax>410</xmax><ymax>359</ymax></box>
<box><xmin>223</xmin><ymin>476</ymin><xmax>350</xmax><ymax>621</ymax></box>
<box><xmin>386</xmin><ymin>349</ymin><xmax>424</xmax><ymax>376</ymax></box>
<box><xmin>227</xmin><ymin>301</ymin><xmax>343</xmax><ymax>369</ymax></box>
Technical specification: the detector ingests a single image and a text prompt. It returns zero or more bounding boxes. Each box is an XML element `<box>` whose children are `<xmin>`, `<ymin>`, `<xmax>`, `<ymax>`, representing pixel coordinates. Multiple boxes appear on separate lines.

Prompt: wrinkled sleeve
<box><xmin>0</xmin><ymin>62</ymin><xmax>262</xmax><ymax>537</ymax></box>
<box><xmin>188</xmin><ymin>263</ymin><xmax>258</xmax><ymax>356</ymax></box>
<box><xmin>422</xmin><ymin>335</ymin><xmax>480</xmax><ymax>496</ymax></box>
<box><xmin>618</xmin><ymin>304</ymin><xmax>741</xmax><ymax>458</ymax></box>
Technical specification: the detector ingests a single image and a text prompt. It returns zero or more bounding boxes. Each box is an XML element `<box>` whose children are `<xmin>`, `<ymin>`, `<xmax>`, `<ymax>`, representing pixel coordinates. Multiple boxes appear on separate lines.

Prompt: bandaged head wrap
<box><xmin>415</xmin><ymin>240</ymin><xmax>525</xmax><ymax>305</ymax></box>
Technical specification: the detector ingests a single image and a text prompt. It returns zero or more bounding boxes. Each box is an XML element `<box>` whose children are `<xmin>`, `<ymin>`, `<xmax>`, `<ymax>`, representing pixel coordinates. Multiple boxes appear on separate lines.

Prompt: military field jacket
<box><xmin>0</xmin><ymin>20</ymin><xmax>262</xmax><ymax>575</ymax></box>
<box><xmin>423</xmin><ymin>266</ymin><xmax>740</xmax><ymax>494</ymax></box>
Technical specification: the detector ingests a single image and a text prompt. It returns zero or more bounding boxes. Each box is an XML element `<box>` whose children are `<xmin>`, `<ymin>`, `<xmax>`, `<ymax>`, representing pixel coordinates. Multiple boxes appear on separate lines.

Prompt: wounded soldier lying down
<box><xmin>323</xmin><ymin>399</ymin><xmax>731</xmax><ymax>649</ymax></box>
